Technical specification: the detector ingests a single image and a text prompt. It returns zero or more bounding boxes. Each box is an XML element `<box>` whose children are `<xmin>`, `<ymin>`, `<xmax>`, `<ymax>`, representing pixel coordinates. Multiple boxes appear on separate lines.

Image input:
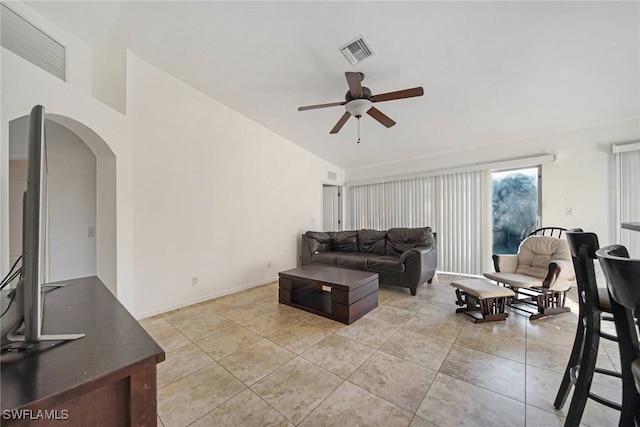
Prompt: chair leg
<box><xmin>555</xmin><ymin>316</ymin><xmax>585</xmax><ymax>409</ymax></box>
<box><xmin>534</xmin><ymin>290</ymin><xmax>570</xmax><ymax>319</ymax></box>
<box><xmin>611</xmin><ymin>300</ymin><xmax>640</xmax><ymax>427</ymax></box>
<box><xmin>564</xmin><ymin>315</ymin><xmax>600</xmax><ymax>427</ymax></box>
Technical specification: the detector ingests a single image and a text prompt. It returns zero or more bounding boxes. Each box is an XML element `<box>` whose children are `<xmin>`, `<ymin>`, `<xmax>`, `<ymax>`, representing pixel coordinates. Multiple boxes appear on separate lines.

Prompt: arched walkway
<box><xmin>6</xmin><ymin>113</ymin><xmax>117</xmax><ymax>295</ymax></box>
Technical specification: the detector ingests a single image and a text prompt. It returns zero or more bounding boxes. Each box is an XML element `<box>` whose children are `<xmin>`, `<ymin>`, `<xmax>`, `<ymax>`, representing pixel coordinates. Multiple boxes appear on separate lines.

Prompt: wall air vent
<box><xmin>339</xmin><ymin>34</ymin><xmax>375</xmax><ymax>66</ymax></box>
<box><xmin>1</xmin><ymin>4</ymin><xmax>66</xmax><ymax>81</ymax></box>
<box><xmin>327</xmin><ymin>171</ymin><xmax>337</xmax><ymax>181</ymax></box>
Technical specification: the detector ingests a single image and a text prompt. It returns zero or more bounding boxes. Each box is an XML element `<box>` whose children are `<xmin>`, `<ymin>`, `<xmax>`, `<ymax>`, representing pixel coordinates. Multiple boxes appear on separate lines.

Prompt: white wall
<box><xmin>1</xmin><ymin>48</ymin><xmax>126</xmax><ymax>301</ymax></box>
<box><xmin>346</xmin><ymin>118</ymin><xmax>640</xmax><ymax>247</ymax></box>
<box><xmin>45</xmin><ymin>121</ymin><xmax>97</xmax><ymax>281</ymax></box>
<box><xmin>92</xmin><ymin>46</ymin><xmax>127</xmax><ymax>114</ymax></box>
<box><xmin>127</xmin><ymin>54</ymin><xmax>343</xmax><ymax>317</ymax></box>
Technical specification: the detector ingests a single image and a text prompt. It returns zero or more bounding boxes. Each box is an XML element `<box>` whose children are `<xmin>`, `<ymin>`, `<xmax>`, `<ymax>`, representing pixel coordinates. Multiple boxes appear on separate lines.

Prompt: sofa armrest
<box><xmin>301</xmin><ymin>232</ymin><xmax>331</xmax><ymax>265</ymax></box>
<box><xmin>400</xmin><ymin>246</ymin><xmax>437</xmax><ymax>284</ymax></box>
<box><xmin>492</xmin><ymin>254</ymin><xmax>518</xmax><ymax>273</ymax></box>
<box><xmin>400</xmin><ymin>246</ymin><xmax>434</xmax><ymax>263</ymax></box>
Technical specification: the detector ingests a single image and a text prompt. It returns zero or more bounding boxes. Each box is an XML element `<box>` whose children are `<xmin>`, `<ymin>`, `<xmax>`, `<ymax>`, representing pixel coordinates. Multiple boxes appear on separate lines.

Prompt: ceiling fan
<box><xmin>298</xmin><ymin>72</ymin><xmax>424</xmax><ymax>140</ymax></box>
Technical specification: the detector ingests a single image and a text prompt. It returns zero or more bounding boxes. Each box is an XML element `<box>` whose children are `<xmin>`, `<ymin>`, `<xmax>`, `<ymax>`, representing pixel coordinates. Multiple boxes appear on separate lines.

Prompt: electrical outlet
<box><xmin>88</xmin><ymin>226</ymin><xmax>96</xmax><ymax>237</ymax></box>
<box><xmin>192</xmin><ymin>277</ymin><xmax>198</xmax><ymax>286</ymax></box>
<box><xmin>565</xmin><ymin>207</ymin><xmax>573</xmax><ymax>216</ymax></box>
<box><xmin>267</xmin><ymin>261</ymin><xmax>272</xmax><ymax>269</ymax></box>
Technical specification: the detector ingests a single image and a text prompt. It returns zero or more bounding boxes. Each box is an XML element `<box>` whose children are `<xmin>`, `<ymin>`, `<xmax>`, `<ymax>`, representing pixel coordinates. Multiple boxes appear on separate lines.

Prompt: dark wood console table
<box><xmin>1</xmin><ymin>276</ymin><xmax>165</xmax><ymax>426</ymax></box>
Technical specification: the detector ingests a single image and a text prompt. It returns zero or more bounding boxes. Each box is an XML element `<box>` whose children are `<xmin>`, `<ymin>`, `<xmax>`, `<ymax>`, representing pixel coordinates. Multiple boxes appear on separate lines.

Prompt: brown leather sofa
<box><xmin>301</xmin><ymin>227</ymin><xmax>437</xmax><ymax>295</ymax></box>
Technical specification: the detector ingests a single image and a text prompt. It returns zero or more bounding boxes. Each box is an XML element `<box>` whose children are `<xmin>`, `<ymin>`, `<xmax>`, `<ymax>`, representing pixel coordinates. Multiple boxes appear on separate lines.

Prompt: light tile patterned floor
<box><xmin>140</xmin><ymin>273</ymin><xmax>622</xmax><ymax>427</ymax></box>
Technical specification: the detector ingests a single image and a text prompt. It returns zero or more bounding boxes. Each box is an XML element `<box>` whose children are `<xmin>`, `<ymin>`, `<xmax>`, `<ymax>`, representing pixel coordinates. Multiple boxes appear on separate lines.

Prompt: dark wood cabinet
<box><xmin>1</xmin><ymin>276</ymin><xmax>165</xmax><ymax>426</ymax></box>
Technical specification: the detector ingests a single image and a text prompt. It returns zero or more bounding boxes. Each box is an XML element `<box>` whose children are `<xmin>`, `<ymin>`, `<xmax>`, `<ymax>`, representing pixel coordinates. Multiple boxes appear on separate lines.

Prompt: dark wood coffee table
<box><xmin>279</xmin><ymin>265</ymin><xmax>379</xmax><ymax>324</ymax></box>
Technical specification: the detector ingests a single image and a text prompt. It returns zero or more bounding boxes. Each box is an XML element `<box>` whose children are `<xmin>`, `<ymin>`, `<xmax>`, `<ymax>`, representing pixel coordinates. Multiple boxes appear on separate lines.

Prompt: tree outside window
<box><xmin>492</xmin><ymin>167</ymin><xmax>540</xmax><ymax>254</ymax></box>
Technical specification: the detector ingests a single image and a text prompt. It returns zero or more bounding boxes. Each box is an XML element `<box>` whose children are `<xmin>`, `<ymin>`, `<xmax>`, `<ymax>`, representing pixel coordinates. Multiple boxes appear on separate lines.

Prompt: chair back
<box><xmin>566</xmin><ymin>230</ymin><xmax>599</xmax><ymax>308</ymax></box>
<box><xmin>517</xmin><ymin>235</ymin><xmax>571</xmax><ymax>278</ymax></box>
<box><xmin>596</xmin><ymin>244</ymin><xmax>640</xmax><ymax>407</ymax></box>
<box><xmin>596</xmin><ymin>245</ymin><xmax>639</xmax><ymax>312</ymax></box>
<box><xmin>528</xmin><ymin>227</ymin><xmax>567</xmax><ymax>238</ymax></box>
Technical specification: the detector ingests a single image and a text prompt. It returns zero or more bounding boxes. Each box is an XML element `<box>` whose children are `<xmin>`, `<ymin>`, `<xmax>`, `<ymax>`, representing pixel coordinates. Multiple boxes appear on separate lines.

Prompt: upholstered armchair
<box><xmin>484</xmin><ymin>235</ymin><xmax>576</xmax><ymax>320</ymax></box>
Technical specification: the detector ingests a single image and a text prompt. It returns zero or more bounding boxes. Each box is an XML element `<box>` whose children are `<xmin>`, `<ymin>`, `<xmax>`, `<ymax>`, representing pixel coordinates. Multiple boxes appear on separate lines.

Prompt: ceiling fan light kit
<box><xmin>345</xmin><ymin>99</ymin><xmax>372</xmax><ymax>117</ymax></box>
<box><xmin>298</xmin><ymin>71</ymin><xmax>424</xmax><ymax>142</ymax></box>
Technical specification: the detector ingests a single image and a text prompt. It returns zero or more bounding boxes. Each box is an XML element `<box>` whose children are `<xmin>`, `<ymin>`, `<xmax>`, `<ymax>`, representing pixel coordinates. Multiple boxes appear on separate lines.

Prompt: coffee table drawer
<box><xmin>331</xmin><ymin>292</ymin><xmax>379</xmax><ymax>325</ymax></box>
<box><xmin>331</xmin><ymin>278</ymin><xmax>378</xmax><ymax>305</ymax></box>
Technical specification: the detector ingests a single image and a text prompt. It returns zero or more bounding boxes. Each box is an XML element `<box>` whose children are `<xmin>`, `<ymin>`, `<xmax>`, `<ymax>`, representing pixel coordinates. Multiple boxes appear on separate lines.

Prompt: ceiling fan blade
<box><xmin>298</xmin><ymin>101</ymin><xmax>346</xmax><ymax>111</ymax></box>
<box><xmin>367</xmin><ymin>107</ymin><xmax>396</xmax><ymax>128</ymax></box>
<box><xmin>345</xmin><ymin>72</ymin><xmax>363</xmax><ymax>98</ymax></box>
<box><xmin>371</xmin><ymin>87</ymin><xmax>424</xmax><ymax>102</ymax></box>
<box><xmin>330</xmin><ymin>112</ymin><xmax>351</xmax><ymax>134</ymax></box>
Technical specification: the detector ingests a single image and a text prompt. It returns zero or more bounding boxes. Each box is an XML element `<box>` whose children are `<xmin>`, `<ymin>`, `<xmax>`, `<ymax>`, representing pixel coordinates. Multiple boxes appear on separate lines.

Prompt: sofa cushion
<box><xmin>305</xmin><ymin>231</ymin><xmax>331</xmax><ymax>244</ymax></box>
<box><xmin>358</xmin><ymin>229</ymin><xmax>387</xmax><ymax>255</ymax></box>
<box><xmin>334</xmin><ymin>253</ymin><xmax>374</xmax><ymax>270</ymax></box>
<box><xmin>367</xmin><ymin>255</ymin><xmax>405</xmax><ymax>273</ymax></box>
<box><xmin>386</xmin><ymin>227</ymin><xmax>433</xmax><ymax>256</ymax></box>
<box><xmin>312</xmin><ymin>252</ymin><xmax>339</xmax><ymax>265</ymax></box>
<box><xmin>330</xmin><ymin>231</ymin><xmax>359</xmax><ymax>252</ymax></box>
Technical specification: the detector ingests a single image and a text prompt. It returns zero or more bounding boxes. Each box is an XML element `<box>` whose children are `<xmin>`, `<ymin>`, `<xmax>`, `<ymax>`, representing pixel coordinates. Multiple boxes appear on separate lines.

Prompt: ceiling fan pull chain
<box><xmin>357</xmin><ymin>117</ymin><xmax>361</xmax><ymax>143</ymax></box>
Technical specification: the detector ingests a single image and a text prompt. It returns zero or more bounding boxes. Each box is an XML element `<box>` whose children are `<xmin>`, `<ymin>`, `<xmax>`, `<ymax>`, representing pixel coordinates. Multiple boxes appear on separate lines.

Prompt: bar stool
<box><xmin>597</xmin><ymin>244</ymin><xmax>640</xmax><ymax>426</ymax></box>
<box><xmin>554</xmin><ymin>231</ymin><xmax>622</xmax><ymax>426</ymax></box>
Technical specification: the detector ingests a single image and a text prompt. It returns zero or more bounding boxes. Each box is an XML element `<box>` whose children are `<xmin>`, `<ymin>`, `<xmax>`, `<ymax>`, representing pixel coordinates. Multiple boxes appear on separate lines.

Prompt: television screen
<box><xmin>1</xmin><ymin>105</ymin><xmax>83</xmax><ymax>352</ymax></box>
<box><xmin>22</xmin><ymin>104</ymin><xmax>48</xmax><ymax>342</ymax></box>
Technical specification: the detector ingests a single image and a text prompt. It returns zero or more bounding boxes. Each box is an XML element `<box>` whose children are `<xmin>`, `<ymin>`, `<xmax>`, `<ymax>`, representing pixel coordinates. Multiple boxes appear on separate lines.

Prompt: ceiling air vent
<box><xmin>1</xmin><ymin>4</ymin><xmax>66</xmax><ymax>81</ymax></box>
<box><xmin>339</xmin><ymin>35</ymin><xmax>375</xmax><ymax>66</ymax></box>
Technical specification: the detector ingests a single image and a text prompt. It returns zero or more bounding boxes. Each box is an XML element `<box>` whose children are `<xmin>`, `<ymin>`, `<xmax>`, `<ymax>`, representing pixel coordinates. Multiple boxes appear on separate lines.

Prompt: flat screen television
<box><xmin>1</xmin><ymin>105</ymin><xmax>84</xmax><ymax>351</ymax></box>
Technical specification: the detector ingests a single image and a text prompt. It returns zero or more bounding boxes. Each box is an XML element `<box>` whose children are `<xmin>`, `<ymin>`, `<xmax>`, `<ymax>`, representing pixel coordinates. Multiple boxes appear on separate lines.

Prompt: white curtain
<box><xmin>616</xmin><ymin>148</ymin><xmax>640</xmax><ymax>256</ymax></box>
<box><xmin>348</xmin><ymin>170</ymin><xmax>486</xmax><ymax>274</ymax></box>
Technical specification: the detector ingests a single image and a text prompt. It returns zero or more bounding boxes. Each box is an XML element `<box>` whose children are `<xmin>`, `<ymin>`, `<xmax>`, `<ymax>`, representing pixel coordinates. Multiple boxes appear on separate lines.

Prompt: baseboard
<box><xmin>135</xmin><ymin>276</ymin><xmax>278</xmax><ymax>320</ymax></box>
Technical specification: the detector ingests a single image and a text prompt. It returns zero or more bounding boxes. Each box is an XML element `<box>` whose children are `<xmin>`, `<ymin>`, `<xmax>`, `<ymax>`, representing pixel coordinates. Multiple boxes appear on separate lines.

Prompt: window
<box><xmin>492</xmin><ymin>167</ymin><xmax>541</xmax><ymax>254</ymax></box>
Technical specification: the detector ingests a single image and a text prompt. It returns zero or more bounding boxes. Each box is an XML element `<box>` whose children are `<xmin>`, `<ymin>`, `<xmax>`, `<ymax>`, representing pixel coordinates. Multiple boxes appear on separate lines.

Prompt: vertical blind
<box><xmin>348</xmin><ymin>170</ymin><xmax>485</xmax><ymax>275</ymax></box>
<box><xmin>435</xmin><ymin>171</ymin><xmax>485</xmax><ymax>275</ymax></box>
<box><xmin>349</xmin><ymin>177</ymin><xmax>435</xmax><ymax>230</ymax></box>
<box><xmin>615</xmin><ymin>147</ymin><xmax>640</xmax><ymax>256</ymax></box>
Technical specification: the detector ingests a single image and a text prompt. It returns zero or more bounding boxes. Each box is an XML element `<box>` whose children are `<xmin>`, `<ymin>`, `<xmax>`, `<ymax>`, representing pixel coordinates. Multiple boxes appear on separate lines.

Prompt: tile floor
<box><xmin>140</xmin><ymin>273</ymin><xmax>622</xmax><ymax>427</ymax></box>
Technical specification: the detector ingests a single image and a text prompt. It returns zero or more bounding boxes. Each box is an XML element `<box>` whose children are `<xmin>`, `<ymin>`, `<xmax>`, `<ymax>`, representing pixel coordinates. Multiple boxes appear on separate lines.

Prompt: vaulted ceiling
<box><xmin>25</xmin><ymin>1</ymin><xmax>640</xmax><ymax>170</ymax></box>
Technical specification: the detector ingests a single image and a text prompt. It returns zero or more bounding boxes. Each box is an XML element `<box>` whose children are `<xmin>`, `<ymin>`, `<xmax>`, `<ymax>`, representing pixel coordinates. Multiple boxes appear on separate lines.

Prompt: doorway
<box><xmin>322</xmin><ymin>185</ymin><xmax>342</xmax><ymax>232</ymax></box>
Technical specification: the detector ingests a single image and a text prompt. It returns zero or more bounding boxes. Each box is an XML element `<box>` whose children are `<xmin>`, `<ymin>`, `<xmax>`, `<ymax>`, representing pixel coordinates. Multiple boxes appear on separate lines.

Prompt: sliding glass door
<box><xmin>492</xmin><ymin>167</ymin><xmax>541</xmax><ymax>254</ymax></box>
